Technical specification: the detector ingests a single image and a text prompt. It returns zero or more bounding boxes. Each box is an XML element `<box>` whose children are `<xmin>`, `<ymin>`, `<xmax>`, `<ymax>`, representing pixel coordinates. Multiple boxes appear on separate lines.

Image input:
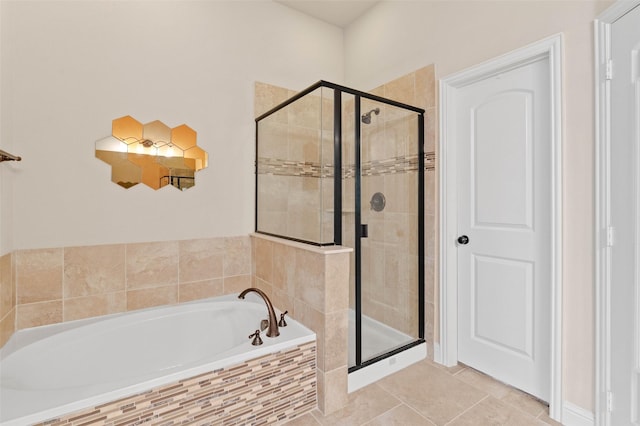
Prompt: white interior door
<box><xmin>456</xmin><ymin>57</ymin><xmax>551</xmax><ymax>401</ymax></box>
<box><xmin>609</xmin><ymin>4</ymin><xmax>640</xmax><ymax>424</ymax></box>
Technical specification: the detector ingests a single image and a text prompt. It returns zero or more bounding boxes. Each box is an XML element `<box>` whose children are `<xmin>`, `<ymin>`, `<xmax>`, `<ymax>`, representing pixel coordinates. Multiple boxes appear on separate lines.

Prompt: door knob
<box><xmin>457</xmin><ymin>235</ymin><xmax>469</xmax><ymax>245</ymax></box>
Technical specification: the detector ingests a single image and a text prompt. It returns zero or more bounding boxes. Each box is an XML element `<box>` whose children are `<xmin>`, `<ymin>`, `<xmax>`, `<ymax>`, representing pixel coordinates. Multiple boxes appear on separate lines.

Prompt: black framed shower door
<box><xmin>255</xmin><ymin>80</ymin><xmax>425</xmax><ymax>373</ymax></box>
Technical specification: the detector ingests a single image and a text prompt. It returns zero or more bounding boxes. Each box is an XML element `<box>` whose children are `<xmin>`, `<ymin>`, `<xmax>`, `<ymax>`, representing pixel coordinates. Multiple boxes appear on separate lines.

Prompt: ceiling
<box><xmin>275</xmin><ymin>0</ymin><xmax>380</xmax><ymax>28</ymax></box>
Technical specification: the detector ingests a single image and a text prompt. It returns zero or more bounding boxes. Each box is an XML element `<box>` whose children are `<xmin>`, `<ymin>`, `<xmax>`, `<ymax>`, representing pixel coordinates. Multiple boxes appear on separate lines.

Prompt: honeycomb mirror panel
<box><xmin>96</xmin><ymin>116</ymin><xmax>208</xmax><ymax>191</ymax></box>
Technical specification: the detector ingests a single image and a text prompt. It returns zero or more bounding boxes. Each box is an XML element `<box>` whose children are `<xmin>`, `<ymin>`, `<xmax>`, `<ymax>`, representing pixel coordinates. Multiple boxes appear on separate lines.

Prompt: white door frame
<box><xmin>595</xmin><ymin>2</ymin><xmax>640</xmax><ymax>425</ymax></box>
<box><xmin>438</xmin><ymin>34</ymin><xmax>564</xmax><ymax>421</ymax></box>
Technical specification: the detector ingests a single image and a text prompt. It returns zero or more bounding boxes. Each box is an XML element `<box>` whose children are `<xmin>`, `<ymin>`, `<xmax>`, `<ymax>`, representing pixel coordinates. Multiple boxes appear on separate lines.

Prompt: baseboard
<box><xmin>562</xmin><ymin>401</ymin><xmax>594</xmax><ymax>426</ymax></box>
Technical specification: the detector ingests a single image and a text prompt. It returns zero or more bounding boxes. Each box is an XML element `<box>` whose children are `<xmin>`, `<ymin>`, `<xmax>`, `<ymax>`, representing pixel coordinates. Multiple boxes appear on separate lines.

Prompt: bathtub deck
<box><xmin>31</xmin><ymin>341</ymin><xmax>316</xmax><ymax>426</ymax></box>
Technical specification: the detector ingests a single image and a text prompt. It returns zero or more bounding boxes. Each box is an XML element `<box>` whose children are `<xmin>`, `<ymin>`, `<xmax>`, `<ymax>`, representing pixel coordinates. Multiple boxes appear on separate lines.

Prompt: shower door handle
<box><xmin>360</xmin><ymin>224</ymin><xmax>369</xmax><ymax>238</ymax></box>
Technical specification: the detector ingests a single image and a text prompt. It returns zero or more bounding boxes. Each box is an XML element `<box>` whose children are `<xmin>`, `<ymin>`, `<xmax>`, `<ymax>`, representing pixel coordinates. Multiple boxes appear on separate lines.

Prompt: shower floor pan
<box><xmin>348</xmin><ymin>310</ymin><xmax>426</xmax><ymax>392</ymax></box>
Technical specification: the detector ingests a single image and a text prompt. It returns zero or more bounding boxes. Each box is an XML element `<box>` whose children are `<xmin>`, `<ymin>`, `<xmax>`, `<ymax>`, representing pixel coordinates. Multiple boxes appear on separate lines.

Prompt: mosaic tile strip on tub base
<box><xmin>36</xmin><ymin>342</ymin><xmax>316</xmax><ymax>426</ymax></box>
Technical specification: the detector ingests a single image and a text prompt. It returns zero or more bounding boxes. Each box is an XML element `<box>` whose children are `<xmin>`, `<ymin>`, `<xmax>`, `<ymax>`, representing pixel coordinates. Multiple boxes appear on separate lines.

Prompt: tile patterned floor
<box><xmin>286</xmin><ymin>359</ymin><xmax>562</xmax><ymax>425</ymax></box>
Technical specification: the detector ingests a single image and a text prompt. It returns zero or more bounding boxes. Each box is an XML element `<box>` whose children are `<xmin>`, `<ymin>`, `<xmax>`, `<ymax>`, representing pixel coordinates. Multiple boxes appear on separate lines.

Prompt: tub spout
<box><xmin>238</xmin><ymin>288</ymin><xmax>280</xmax><ymax>337</ymax></box>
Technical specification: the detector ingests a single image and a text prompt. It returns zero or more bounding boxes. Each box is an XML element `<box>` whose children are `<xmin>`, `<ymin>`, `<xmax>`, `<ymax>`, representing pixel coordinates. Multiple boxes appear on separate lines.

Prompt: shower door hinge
<box><xmin>606</xmin><ymin>59</ymin><xmax>613</xmax><ymax>80</ymax></box>
<box><xmin>607</xmin><ymin>390</ymin><xmax>614</xmax><ymax>412</ymax></box>
<box><xmin>606</xmin><ymin>226</ymin><xmax>615</xmax><ymax>247</ymax></box>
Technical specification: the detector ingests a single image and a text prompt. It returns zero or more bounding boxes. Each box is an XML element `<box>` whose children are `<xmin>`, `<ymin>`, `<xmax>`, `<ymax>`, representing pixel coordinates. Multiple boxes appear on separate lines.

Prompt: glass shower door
<box><xmin>351</xmin><ymin>97</ymin><xmax>423</xmax><ymax>367</ymax></box>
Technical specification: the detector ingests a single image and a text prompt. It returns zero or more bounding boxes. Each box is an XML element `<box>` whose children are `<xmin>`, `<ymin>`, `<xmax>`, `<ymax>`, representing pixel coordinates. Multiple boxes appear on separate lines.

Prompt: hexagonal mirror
<box><xmin>96</xmin><ymin>116</ymin><xmax>208</xmax><ymax>190</ymax></box>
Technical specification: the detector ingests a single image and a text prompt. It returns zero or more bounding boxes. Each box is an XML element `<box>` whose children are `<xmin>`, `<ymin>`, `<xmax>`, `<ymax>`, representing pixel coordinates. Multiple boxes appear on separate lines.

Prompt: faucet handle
<box><xmin>249</xmin><ymin>329</ymin><xmax>263</xmax><ymax>346</ymax></box>
<box><xmin>278</xmin><ymin>311</ymin><xmax>288</xmax><ymax>327</ymax></box>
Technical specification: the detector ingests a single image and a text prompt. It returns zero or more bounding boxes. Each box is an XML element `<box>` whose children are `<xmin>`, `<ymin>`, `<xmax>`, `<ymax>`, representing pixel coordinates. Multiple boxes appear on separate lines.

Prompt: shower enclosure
<box><xmin>255</xmin><ymin>81</ymin><xmax>425</xmax><ymax>377</ymax></box>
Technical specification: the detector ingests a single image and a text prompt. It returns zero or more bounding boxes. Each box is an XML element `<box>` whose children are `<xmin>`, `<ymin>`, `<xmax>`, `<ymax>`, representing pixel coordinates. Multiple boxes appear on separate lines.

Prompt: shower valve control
<box><xmin>457</xmin><ymin>235</ymin><xmax>470</xmax><ymax>245</ymax></box>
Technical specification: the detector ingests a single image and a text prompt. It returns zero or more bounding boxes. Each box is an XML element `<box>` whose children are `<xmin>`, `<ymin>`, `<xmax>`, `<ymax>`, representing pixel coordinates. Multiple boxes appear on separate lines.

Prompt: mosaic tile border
<box><xmin>257</xmin><ymin>152</ymin><xmax>436</xmax><ymax>179</ymax></box>
<box><xmin>35</xmin><ymin>341</ymin><xmax>316</xmax><ymax>426</ymax></box>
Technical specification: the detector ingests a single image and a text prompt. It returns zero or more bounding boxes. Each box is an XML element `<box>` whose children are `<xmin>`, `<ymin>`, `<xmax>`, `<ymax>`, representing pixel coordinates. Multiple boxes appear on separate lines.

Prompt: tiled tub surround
<box><xmin>0</xmin><ymin>236</ymin><xmax>252</xmax><ymax>348</ymax></box>
<box><xmin>1</xmin><ymin>294</ymin><xmax>316</xmax><ymax>425</ymax></box>
<box><xmin>251</xmin><ymin>234</ymin><xmax>351</xmax><ymax>416</ymax></box>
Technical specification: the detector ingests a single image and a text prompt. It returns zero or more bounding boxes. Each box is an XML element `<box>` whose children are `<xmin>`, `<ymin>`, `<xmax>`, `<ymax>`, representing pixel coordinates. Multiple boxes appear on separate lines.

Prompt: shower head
<box><xmin>361</xmin><ymin>108</ymin><xmax>380</xmax><ymax>124</ymax></box>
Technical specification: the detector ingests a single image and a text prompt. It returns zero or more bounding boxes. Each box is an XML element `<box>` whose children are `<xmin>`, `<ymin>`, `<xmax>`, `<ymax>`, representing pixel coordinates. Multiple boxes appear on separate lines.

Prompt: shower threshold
<box><xmin>348</xmin><ymin>310</ymin><xmax>426</xmax><ymax>392</ymax></box>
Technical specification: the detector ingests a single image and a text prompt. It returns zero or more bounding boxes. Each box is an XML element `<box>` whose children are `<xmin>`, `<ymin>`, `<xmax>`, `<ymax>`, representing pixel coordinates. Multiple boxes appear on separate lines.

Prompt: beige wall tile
<box><xmin>0</xmin><ymin>308</ymin><xmax>15</xmax><ymax>348</ymax></box>
<box><xmin>127</xmin><ymin>285</ymin><xmax>178</xmax><ymax>311</ymax></box>
<box><xmin>321</xmin><ymin>366</ymin><xmax>349</xmax><ymax>415</ymax></box>
<box><xmin>126</xmin><ymin>241</ymin><xmax>179</xmax><ymax>289</ymax></box>
<box><xmin>384</xmin><ymin>73</ymin><xmax>416</xmax><ymax>107</ymax></box>
<box><xmin>289</xmin><ymin>126</ymin><xmax>320</xmax><ymax>163</ymax></box>
<box><xmin>254</xmin><ymin>237</ymin><xmax>273</xmax><ymax>283</ymax></box>
<box><xmin>415</xmin><ymin>65</ymin><xmax>436</xmax><ymax>110</ymax></box>
<box><xmin>295</xmin><ymin>298</ymin><xmax>325</xmax><ymax>372</ymax></box>
<box><xmin>64</xmin><ymin>244</ymin><xmax>125</xmax><ymax>298</ymax></box>
<box><xmin>425</xmin><ymin>214</ymin><xmax>436</xmax><ymax>262</ymax></box>
<box><xmin>271</xmin><ymin>287</ymin><xmax>295</xmax><ymax>317</ymax></box>
<box><xmin>258</xmin><ymin>121</ymin><xmax>289</xmax><ymax>160</ymax></box>
<box><xmin>325</xmin><ymin>253</ymin><xmax>349</xmax><ymax>313</ymax></box>
<box><xmin>224</xmin><ymin>236</ymin><xmax>251</xmax><ymax>277</ymax></box>
<box><xmin>16</xmin><ymin>248</ymin><xmax>63</xmax><ymax>304</ymax></box>
<box><xmin>223</xmin><ymin>274</ymin><xmax>252</xmax><ymax>295</ymax></box>
<box><xmin>425</xmin><ymin>257</ymin><xmax>435</xmax><ymax>304</ymax></box>
<box><xmin>17</xmin><ymin>300</ymin><xmax>63</xmax><ymax>329</ymax></box>
<box><xmin>178</xmin><ymin>238</ymin><xmax>224</xmax><ymax>284</ymax></box>
<box><xmin>64</xmin><ymin>292</ymin><xmax>126</xmax><ymax>322</ymax></box>
<box><xmin>273</xmin><ymin>243</ymin><xmax>296</xmax><ymax>294</ymax></box>
<box><xmin>253</xmin><ymin>277</ymin><xmax>273</xmax><ymax>296</ymax></box>
<box><xmin>425</xmin><ymin>169</ymin><xmax>436</xmax><ymax>215</ymax></box>
<box><xmin>179</xmin><ymin>278</ymin><xmax>223</xmax><ymax>303</ymax></box>
<box><xmin>0</xmin><ymin>253</ymin><xmax>15</xmax><ymax>319</ymax></box>
<box><xmin>425</xmin><ymin>301</ymin><xmax>435</xmax><ymax>344</ymax></box>
<box><xmin>425</xmin><ymin>107</ymin><xmax>437</xmax><ymax>153</ymax></box>
<box><xmin>288</xmin><ymin>91</ymin><xmax>322</xmax><ymax>129</ymax></box>
<box><xmin>294</xmin><ymin>249</ymin><xmax>325</xmax><ymax>313</ymax></box>
<box><xmin>324</xmin><ymin>310</ymin><xmax>348</xmax><ymax>372</ymax></box>
<box><xmin>254</xmin><ymin>82</ymin><xmax>289</xmax><ymax>122</ymax></box>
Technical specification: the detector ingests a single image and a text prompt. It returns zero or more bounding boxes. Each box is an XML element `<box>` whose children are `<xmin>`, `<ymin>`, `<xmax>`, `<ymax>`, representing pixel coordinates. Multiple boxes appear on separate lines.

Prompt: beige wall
<box><xmin>344</xmin><ymin>0</ymin><xmax>613</xmax><ymax>412</ymax></box>
<box><xmin>0</xmin><ymin>1</ymin><xmax>344</xmax><ymax>254</ymax></box>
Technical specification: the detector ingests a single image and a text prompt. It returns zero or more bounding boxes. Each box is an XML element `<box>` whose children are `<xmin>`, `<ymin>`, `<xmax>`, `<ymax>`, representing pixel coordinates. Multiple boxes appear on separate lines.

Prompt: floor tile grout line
<box><xmin>443</xmin><ymin>394</ymin><xmax>490</xmax><ymax>426</ymax></box>
<box><xmin>447</xmin><ymin>363</ymin><xmax>549</xmax><ymax>420</ymax></box>
<box><xmin>359</xmin><ymin>401</ymin><xmax>404</xmax><ymax>426</ymax></box>
<box><xmin>403</xmin><ymin>402</ymin><xmax>438</xmax><ymax>425</ymax></box>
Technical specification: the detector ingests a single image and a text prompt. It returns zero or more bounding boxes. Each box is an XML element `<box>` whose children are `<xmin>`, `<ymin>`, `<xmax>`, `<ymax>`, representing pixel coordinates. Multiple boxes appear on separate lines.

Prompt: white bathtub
<box><xmin>0</xmin><ymin>293</ymin><xmax>315</xmax><ymax>425</ymax></box>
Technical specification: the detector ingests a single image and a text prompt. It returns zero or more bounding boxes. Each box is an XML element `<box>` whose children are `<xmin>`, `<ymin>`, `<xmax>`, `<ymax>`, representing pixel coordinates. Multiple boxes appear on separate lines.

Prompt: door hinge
<box><xmin>607</xmin><ymin>391</ymin><xmax>614</xmax><ymax>412</ymax></box>
<box><xmin>606</xmin><ymin>226</ymin><xmax>615</xmax><ymax>247</ymax></box>
<box><xmin>606</xmin><ymin>59</ymin><xmax>614</xmax><ymax>80</ymax></box>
